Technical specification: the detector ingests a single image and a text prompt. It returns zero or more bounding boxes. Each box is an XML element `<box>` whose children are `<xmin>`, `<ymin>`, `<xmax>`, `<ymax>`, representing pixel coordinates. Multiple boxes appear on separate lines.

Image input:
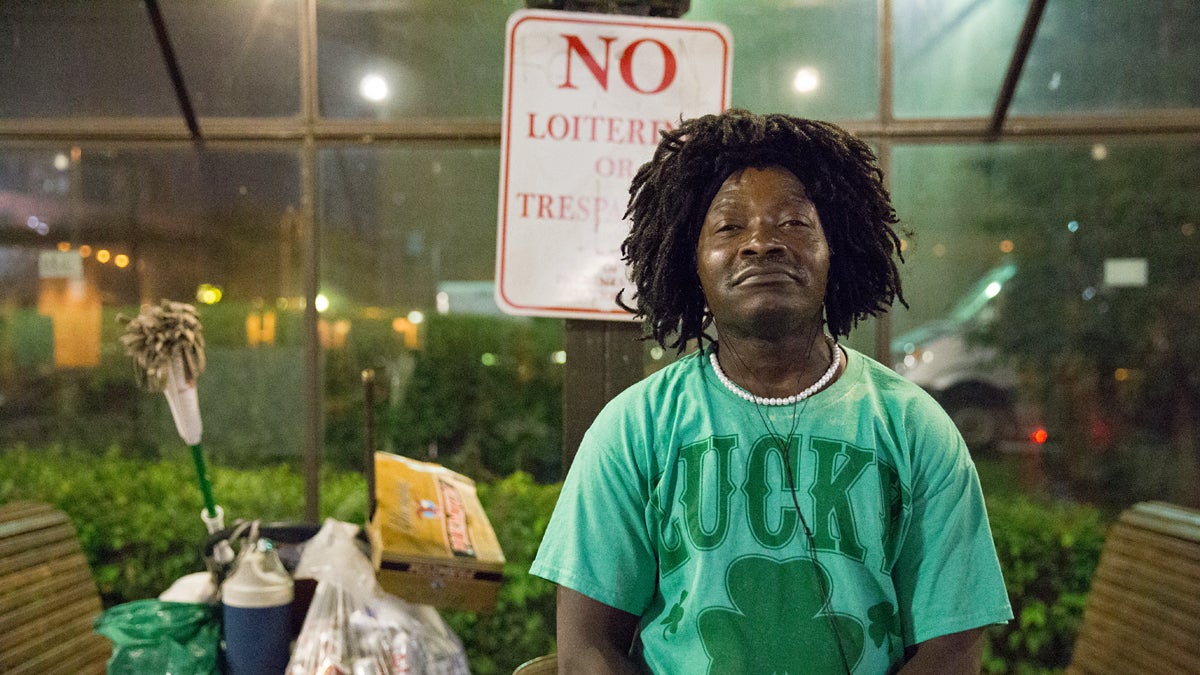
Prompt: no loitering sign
<box><xmin>495</xmin><ymin>9</ymin><xmax>731</xmax><ymax>320</ymax></box>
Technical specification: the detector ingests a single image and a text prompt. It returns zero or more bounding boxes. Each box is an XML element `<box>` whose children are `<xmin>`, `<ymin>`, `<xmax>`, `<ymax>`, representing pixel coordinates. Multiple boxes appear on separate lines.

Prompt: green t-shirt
<box><xmin>531</xmin><ymin>345</ymin><xmax>1012</xmax><ymax>674</ymax></box>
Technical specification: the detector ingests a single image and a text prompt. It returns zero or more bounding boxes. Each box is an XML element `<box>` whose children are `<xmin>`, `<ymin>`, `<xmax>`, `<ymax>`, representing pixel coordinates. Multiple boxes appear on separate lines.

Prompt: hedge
<box><xmin>0</xmin><ymin>446</ymin><xmax>556</xmax><ymax>674</ymax></box>
<box><xmin>1</xmin><ymin>446</ymin><xmax>1107</xmax><ymax>674</ymax></box>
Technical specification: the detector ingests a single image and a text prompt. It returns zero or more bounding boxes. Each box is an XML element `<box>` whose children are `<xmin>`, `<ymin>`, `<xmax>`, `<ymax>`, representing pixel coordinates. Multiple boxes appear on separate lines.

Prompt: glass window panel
<box><xmin>0</xmin><ymin>144</ymin><xmax>305</xmax><ymax>466</ymax></box>
<box><xmin>892</xmin><ymin>0</ymin><xmax>1026</xmax><ymax>118</ymax></box>
<box><xmin>1011</xmin><ymin>0</ymin><xmax>1200</xmax><ymax>114</ymax></box>
<box><xmin>158</xmin><ymin>0</ymin><xmax>302</xmax><ymax>117</ymax></box>
<box><xmin>0</xmin><ymin>1</ymin><xmax>301</xmax><ymax>119</ymax></box>
<box><xmin>315</xmin><ymin>1</ymin><xmax>878</xmax><ymax>121</ymax></box>
<box><xmin>0</xmin><ymin>2</ymin><xmax>179</xmax><ymax>118</ymax></box>
<box><xmin>889</xmin><ymin>139</ymin><xmax>1200</xmax><ymax>509</ymax></box>
<box><xmin>316</xmin><ymin>1</ymin><xmax>523</xmax><ymax>119</ymax></box>
<box><xmin>319</xmin><ymin>144</ymin><xmax>501</xmax><ymax>309</ymax></box>
<box><xmin>894</xmin><ymin>0</ymin><xmax>1200</xmax><ymax>118</ymax></box>
<box><xmin>687</xmin><ymin>0</ymin><xmax>879</xmax><ymax>120</ymax></box>
<box><xmin>317</xmin><ymin>144</ymin><xmax>564</xmax><ymax>480</ymax></box>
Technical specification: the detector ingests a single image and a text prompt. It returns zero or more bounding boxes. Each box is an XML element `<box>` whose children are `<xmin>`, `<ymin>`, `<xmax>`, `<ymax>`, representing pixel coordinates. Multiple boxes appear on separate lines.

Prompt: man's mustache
<box><xmin>729</xmin><ymin>263</ymin><xmax>806</xmax><ymax>286</ymax></box>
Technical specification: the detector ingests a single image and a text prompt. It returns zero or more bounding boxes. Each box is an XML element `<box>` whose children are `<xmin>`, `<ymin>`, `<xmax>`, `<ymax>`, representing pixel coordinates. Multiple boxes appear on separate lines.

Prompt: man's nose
<box><xmin>739</xmin><ymin>220</ymin><xmax>785</xmax><ymax>256</ymax></box>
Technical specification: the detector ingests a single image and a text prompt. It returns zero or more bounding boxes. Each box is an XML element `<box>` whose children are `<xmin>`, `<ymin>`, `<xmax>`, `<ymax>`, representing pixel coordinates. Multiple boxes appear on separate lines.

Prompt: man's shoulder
<box><xmin>841</xmin><ymin>346</ymin><xmax>952</xmax><ymax>421</ymax></box>
<box><xmin>588</xmin><ymin>349</ymin><xmax>708</xmax><ymax>430</ymax></box>
<box><xmin>618</xmin><ymin>348</ymin><xmax>708</xmax><ymax>400</ymax></box>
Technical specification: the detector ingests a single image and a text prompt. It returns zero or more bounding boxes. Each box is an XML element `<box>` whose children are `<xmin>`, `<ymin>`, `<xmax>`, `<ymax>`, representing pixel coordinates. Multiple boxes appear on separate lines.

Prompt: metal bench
<box><xmin>0</xmin><ymin>501</ymin><xmax>110</xmax><ymax>675</ymax></box>
<box><xmin>1068</xmin><ymin>500</ymin><xmax>1200</xmax><ymax>674</ymax></box>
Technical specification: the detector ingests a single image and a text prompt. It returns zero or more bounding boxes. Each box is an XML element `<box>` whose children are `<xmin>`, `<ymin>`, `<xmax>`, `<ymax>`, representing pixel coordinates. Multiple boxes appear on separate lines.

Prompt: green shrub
<box><xmin>983</xmin><ymin>493</ymin><xmax>1108</xmax><ymax>674</ymax></box>
<box><xmin>0</xmin><ymin>446</ymin><xmax>558</xmax><ymax>673</ymax></box>
<box><xmin>376</xmin><ymin>314</ymin><xmax>564</xmax><ymax>483</ymax></box>
<box><xmin>0</xmin><ymin>445</ymin><xmax>365</xmax><ymax>605</ymax></box>
<box><xmin>444</xmin><ymin>472</ymin><xmax>561</xmax><ymax>675</ymax></box>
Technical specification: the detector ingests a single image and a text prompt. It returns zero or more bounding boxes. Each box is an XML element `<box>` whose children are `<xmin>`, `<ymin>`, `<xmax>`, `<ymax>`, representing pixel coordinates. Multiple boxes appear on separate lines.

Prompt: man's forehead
<box><xmin>710</xmin><ymin>166</ymin><xmax>812</xmax><ymax>203</ymax></box>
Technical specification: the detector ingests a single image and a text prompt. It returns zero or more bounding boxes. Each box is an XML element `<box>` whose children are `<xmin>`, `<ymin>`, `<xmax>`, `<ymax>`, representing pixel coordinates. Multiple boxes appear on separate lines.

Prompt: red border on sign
<box><xmin>497</xmin><ymin>11</ymin><xmax>732</xmax><ymax>319</ymax></box>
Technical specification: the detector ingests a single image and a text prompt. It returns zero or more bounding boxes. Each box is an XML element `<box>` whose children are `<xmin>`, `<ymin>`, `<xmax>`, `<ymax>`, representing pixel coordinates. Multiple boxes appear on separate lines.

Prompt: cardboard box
<box><xmin>367</xmin><ymin>452</ymin><xmax>505</xmax><ymax>613</ymax></box>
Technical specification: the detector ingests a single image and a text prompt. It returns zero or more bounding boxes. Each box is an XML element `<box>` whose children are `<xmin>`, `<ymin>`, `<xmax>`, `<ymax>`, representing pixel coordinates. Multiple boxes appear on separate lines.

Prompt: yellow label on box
<box><xmin>372</xmin><ymin>452</ymin><xmax>503</xmax><ymax>564</ymax></box>
<box><xmin>369</xmin><ymin>453</ymin><xmax>506</xmax><ymax>611</ymax></box>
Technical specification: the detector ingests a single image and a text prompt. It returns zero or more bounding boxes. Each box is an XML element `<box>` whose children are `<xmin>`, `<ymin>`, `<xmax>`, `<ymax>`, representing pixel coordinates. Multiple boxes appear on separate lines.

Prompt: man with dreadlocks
<box><xmin>530</xmin><ymin>109</ymin><xmax>1012</xmax><ymax>674</ymax></box>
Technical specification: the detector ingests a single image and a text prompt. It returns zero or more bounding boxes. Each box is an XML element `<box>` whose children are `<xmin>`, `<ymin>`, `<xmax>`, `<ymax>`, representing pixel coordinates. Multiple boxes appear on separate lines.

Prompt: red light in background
<box><xmin>1030</xmin><ymin>428</ymin><xmax>1049</xmax><ymax>444</ymax></box>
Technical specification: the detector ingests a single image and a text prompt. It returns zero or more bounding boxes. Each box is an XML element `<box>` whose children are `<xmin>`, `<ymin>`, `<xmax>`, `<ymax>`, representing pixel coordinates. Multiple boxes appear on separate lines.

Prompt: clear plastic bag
<box><xmin>286</xmin><ymin>519</ymin><xmax>469</xmax><ymax>675</ymax></box>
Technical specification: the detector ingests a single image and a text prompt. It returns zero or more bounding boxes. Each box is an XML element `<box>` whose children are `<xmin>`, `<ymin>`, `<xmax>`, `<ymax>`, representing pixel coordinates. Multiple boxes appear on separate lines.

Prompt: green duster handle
<box><xmin>189</xmin><ymin>443</ymin><xmax>218</xmax><ymax>519</ymax></box>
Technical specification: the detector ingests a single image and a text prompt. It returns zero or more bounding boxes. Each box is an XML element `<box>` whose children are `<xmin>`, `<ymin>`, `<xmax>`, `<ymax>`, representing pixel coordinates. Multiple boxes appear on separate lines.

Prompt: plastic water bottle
<box><xmin>222</xmin><ymin>538</ymin><xmax>294</xmax><ymax>674</ymax></box>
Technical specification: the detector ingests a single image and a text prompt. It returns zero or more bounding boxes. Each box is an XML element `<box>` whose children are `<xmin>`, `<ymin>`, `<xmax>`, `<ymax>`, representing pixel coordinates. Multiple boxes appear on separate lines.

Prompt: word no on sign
<box><xmin>496</xmin><ymin>9</ymin><xmax>731</xmax><ymax>320</ymax></box>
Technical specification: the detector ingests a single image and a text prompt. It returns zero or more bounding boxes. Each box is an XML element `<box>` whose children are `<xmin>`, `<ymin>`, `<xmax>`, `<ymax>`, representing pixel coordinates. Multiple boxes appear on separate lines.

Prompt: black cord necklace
<box><xmin>719</xmin><ymin>332</ymin><xmax>853</xmax><ymax>675</ymax></box>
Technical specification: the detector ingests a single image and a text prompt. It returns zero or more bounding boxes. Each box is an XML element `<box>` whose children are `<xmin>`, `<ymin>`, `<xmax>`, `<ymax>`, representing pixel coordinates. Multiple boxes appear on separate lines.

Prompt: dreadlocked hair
<box><xmin>617</xmin><ymin>108</ymin><xmax>907</xmax><ymax>352</ymax></box>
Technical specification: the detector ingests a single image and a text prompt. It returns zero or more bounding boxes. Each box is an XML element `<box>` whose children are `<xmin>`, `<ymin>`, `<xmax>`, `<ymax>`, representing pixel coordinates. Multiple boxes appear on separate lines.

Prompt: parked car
<box><xmin>891</xmin><ymin>263</ymin><xmax>1045</xmax><ymax>453</ymax></box>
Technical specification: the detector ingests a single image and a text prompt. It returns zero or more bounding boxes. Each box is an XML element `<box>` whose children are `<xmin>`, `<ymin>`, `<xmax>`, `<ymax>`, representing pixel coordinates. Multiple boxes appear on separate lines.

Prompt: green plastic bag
<box><xmin>94</xmin><ymin>599</ymin><xmax>220</xmax><ymax>675</ymax></box>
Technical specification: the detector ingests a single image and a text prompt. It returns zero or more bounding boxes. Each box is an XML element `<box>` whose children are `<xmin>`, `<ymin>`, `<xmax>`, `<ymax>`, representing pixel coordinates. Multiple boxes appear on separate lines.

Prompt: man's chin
<box><xmin>716</xmin><ymin>304</ymin><xmax>822</xmax><ymax>341</ymax></box>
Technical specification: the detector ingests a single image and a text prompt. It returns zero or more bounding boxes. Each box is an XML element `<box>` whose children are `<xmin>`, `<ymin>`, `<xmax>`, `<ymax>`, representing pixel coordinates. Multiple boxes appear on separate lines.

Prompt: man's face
<box><xmin>696</xmin><ymin>165</ymin><xmax>830</xmax><ymax>339</ymax></box>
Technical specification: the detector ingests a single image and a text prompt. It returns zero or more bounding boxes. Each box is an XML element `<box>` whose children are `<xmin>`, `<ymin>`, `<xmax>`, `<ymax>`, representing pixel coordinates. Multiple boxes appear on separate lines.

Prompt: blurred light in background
<box><xmin>792</xmin><ymin>66</ymin><xmax>820</xmax><ymax>93</ymax></box>
<box><xmin>359</xmin><ymin>73</ymin><xmax>389</xmax><ymax>102</ymax></box>
<box><xmin>196</xmin><ymin>283</ymin><xmax>223</xmax><ymax>305</ymax></box>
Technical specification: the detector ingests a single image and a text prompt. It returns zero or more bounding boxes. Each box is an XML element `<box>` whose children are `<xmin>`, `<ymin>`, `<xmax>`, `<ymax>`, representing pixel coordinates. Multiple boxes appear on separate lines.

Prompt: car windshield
<box><xmin>947</xmin><ymin>262</ymin><xmax>1018</xmax><ymax>325</ymax></box>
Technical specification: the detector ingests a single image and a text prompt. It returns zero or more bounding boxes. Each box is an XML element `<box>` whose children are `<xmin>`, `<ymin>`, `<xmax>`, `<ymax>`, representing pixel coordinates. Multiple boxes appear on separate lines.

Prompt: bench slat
<box><xmin>1103</xmin><ymin>519</ymin><xmax>1200</xmax><ymax>561</ymax></box>
<box><xmin>0</xmin><ymin>565</ymin><xmax>101</xmax><ymax>635</ymax></box>
<box><xmin>0</xmin><ymin>505</ymin><xmax>68</xmax><ymax>536</ymax></box>
<box><xmin>0</xmin><ymin>525</ymin><xmax>78</xmax><ymax>560</ymax></box>
<box><xmin>0</xmin><ymin>501</ymin><xmax>110</xmax><ymax>674</ymax></box>
<box><xmin>1</xmin><ymin>596</ymin><xmax>105</xmax><ymax>661</ymax></box>
<box><xmin>1093</xmin><ymin>539</ymin><xmax>1200</xmax><ymax>615</ymax></box>
<box><xmin>1069</xmin><ymin>501</ymin><xmax>1200</xmax><ymax>675</ymax></box>
<box><xmin>1071</xmin><ymin>605</ymin><xmax>1200</xmax><ymax>674</ymax></box>
<box><xmin>0</xmin><ymin>539</ymin><xmax>85</xmax><ymax>578</ymax></box>
<box><xmin>14</xmin><ymin>638</ymin><xmax>111</xmax><ymax>675</ymax></box>
<box><xmin>1085</xmin><ymin>586</ymin><xmax>1200</xmax><ymax>660</ymax></box>
<box><xmin>1120</xmin><ymin>500</ymin><xmax>1200</xmax><ymax>541</ymax></box>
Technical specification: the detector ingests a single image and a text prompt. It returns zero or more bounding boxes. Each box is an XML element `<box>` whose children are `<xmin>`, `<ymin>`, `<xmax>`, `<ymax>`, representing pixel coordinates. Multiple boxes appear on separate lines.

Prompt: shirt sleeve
<box><xmin>529</xmin><ymin>392</ymin><xmax>659</xmax><ymax>616</ymax></box>
<box><xmin>891</xmin><ymin>402</ymin><xmax>1014</xmax><ymax>646</ymax></box>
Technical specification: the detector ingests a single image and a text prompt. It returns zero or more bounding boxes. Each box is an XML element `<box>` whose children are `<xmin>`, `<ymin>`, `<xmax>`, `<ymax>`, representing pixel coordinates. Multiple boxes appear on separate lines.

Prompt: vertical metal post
<box><xmin>562</xmin><ymin>320</ymin><xmax>643</xmax><ymax>472</ymax></box>
<box><xmin>875</xmin><ymin>143</ymin><xmax>894</xmax><ymax>364</ymax></box>
<box><xmin>300</xmin><ymin>0</ymin><xmax>322</xmax><ymax>523</ymax></box>
<box><xmin>875</xmin><ymin>0</ymin><xmax>895</xmax><ymax>365</ymax></box>
<box><xmin>362</xmin><ymin>369</ymin><xmax>377</xmax><ymax>521</ymax></box>
<box><xmin>878</xmin><ymin>0</ymin><xmax>894</xmax><ymax>130</ymax></box>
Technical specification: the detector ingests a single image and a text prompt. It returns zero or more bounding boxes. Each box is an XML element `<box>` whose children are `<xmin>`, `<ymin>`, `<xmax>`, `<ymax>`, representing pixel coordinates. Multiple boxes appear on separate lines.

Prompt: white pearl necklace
<box><xmin>709</xmin><ymin>337</ymin><xmax>842</xmax><ymax>406</ymax></box>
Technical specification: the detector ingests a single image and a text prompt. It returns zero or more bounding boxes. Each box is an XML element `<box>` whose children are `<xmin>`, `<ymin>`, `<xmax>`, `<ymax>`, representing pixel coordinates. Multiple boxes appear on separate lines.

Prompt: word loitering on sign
<box><xmin>496</xmin><ymin>10</ymin><xmax>731</xmax><ymax>320</ymax></box>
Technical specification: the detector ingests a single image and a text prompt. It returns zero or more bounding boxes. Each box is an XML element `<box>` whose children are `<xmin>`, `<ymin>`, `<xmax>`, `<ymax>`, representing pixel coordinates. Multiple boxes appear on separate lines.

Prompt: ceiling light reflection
<box><xmin>792</xmin><ymin>67</ymin><xmax>820</xmax><ymax>94</ymax></box>
<box><xmin>360</xmin><ymin>73</ymin><xmax>390</xmax><ymax>102</ymax></box>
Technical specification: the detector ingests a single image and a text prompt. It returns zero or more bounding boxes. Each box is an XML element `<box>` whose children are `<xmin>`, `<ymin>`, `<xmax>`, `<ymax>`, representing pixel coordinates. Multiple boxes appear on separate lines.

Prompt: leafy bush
<box><xmin>374</xmin><ymin>314</ymin><xmax>564</xmax><ymax>483</ymax></box>
<box><xmin>0</xmin><ymin>446</ymin><xmax>559</xmax><ymax>674</ymax></box>
<box><xmin>983</xmin><ymin>493</ymin><xmax>1108</xmax><ymax>674</ymax></box>
<box><xmin>0</xmin><ymin>445</ymin><xmax>366</xmax><ymax>606</ymax></box>
<box><xmin>444</xmin><ymin>472</ymin><xmax>561</xmax><ymax>675</ymax></box>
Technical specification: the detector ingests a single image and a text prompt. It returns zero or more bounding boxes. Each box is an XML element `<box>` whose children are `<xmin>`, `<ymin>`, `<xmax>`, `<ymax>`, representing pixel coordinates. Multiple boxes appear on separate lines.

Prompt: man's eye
<box><xmin>781</xmin><ymin>219</ymin><xmax>811</xmax><ymax>228</ymax></box>
<box><xmin>716</xmin><ymin>222</ymin><xmax>740</xmax><ymax>233</ymax></box>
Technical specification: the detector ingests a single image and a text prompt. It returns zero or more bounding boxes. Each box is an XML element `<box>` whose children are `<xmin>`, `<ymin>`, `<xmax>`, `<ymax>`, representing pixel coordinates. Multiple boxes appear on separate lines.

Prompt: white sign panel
<box><xmin>496</xmin><ymin>9</ymin><xmax>732</xmax><ymax>319</ymax></box>
<box><xmin>1104</xmin><ymin>257</ymin><xmax>1149</xmax><ymax>288</ymax></box>
<box><xmin>38</xmin><ymin>250</ymin><xmax>83</xmax><ymax>280</ymax></box>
